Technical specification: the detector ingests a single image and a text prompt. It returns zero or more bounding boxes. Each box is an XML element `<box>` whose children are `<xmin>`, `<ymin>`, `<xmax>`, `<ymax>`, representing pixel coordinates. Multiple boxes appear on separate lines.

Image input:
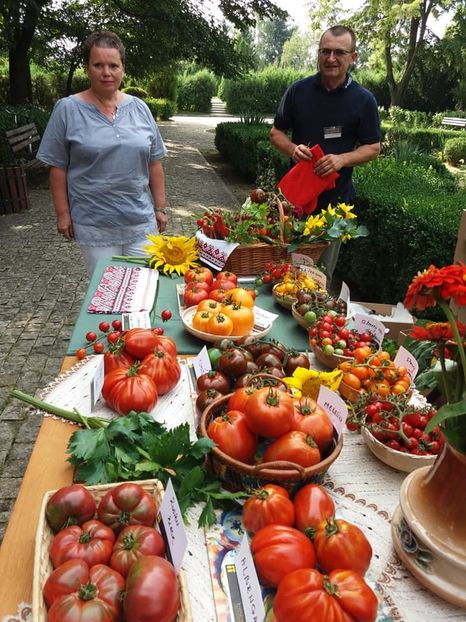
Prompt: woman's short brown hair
<box><xmin>82</xmin><ymin>31</ymin><xmax>125</xmax><ymax>66</ymax></box>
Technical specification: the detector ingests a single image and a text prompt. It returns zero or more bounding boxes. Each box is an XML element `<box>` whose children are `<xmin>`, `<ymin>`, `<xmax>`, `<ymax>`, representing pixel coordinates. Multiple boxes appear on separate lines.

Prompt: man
<box><xmin>270</xmin><ymin>25</ymin><xmax>381</xmax><ymax>284</ymax></box>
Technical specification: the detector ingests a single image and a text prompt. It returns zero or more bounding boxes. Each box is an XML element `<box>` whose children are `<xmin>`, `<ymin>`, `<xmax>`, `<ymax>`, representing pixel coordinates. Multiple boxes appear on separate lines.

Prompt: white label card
<box><xmin>90</xmin><ymin>355</ymin><xmax>105</xmax><ymax>408</ymax></box>
<box><xmin>193</xmin><ymin>346</ymin><xmax>212</xmax><ymax>379</ymax></box>
<box><xmin>354</xmin><ymin>313</ymin><xmax>386</xmax><ymax>348</ymax></box>
<box><xmin>299</xmin><ymin>265</ymin><xmax>327</xmax><ymax>289</ymax></box>
<box><xmin>234</xmin><ymin>535</ymin><xmax>266</xmax><ymax>622</ymax></box>
<box><xmin>121</xmin><ymin>311</ymin><xmax>151</xmax><ymax>330</ymax></box>
<box><xmin>339</xmin><ymin>282</ymin><xmax>351</xmax><ymax>318</ymax></box>
<box><xmin>157</xmin><ymin>479</ymin><xmax>188</xmax><ymax>573</ymax></box>
<box><xmin>317</xmin><ymin>385</ymin><xmax>348</xmax><ymax>438</ymax></box>
<box><xmin>253</xmin><ymin>306</ymin><xmax>279</xmax><ymax>330</ymax></box>
<box><xmin>291</xmin><ymin>252</ymin><xmax>314</xmax><ymax>266</ymax></box>
<box><xmin>394</xmin><ymin>345</ymin><xmax>418</xmax><ymax>383</ymax></box>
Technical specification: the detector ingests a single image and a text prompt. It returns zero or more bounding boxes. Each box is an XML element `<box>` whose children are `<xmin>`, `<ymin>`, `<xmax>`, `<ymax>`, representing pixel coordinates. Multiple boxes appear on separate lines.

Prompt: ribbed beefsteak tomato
<box><xmin>314</xmin><ymin>517</ymin><xmax>373</xmax><ymax>576</ymax></box>
<box><xmin>244</xmin><ymin>387</ymin><xmax>294</xmax><ymax>438</ymax></box>
<box><xmin>242</xmin><ymin>484</ymin><xmax>295</xmax><ymax>534</ymax></box>
<box><xmin>250</xmin><ymin>524</ymin><xmax>316</xmax><ymax>587</ymax></box>
<box><xmin>102</xmin><ymin>363</ymin><xmax>158</xmax><ymax>416</ymax></box>
<box><xmin>273</xmin><ymin>568</ymin><xmax>378</xmax><ymax>622</ymax></box>
<box><xmin>109</xmin><ymin>525</ymin><xmax>166</xmax><ymax>578</ymax></box>
<box><xmin>45</xmin><ymin>484</ymin><xmax>96</xmax><ymax>533</ymax></box>
<box><xmin>97</xmin><ymin>483</ymin><xmax>157</xmax><ymax>534</ymax></box>
<box><xmin>140</xmin><ymin>350</ymin><xmax>180</xmax><ymax>395</ymax></box>
<box><xmin>123</xmin><ymin>328</ymin><xmax>161</xmax><ymax>359</ymax></box>
<box><xmin>124</xmin><ymin>555</ymin><xmax>180</xmax><ymax>622</ymax></box>
<box><xmin>49</xmin><ymin>520</ymin><xmax>115</xmax><ymax>568</ymax></box>
<box><xmin>207</xmin><ymin>410</ymin><xmax>257</xmax><ymax>463</ymax></box>
<box><xmin>291</xmin><ymin>396</ymin><xmax>334</xmax><ymax>452</ymax></box>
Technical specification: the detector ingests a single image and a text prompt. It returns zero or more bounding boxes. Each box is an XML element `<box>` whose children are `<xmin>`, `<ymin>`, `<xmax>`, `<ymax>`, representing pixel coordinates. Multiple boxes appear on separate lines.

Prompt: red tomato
<box><xmin>293</xmin><ymin>484</ymin><xmax>335</xmax><ymax>534</ymax></box>
<box><xmin>45</xmin><ymin>484</ymin><xmax>96</xmax><ymax>533</ymax></box>
<box><xmin>184</xmin><ymin>266</ymin><xmax>214</xmax><ymax>285</ymax></box>
<box><xmin>103</xmin><ymin>346</ymin><xmax>135</xmax><ymax>375</ymax></box>
<box><xmin>102</xmin><ymin>364</ymin><xmax>158</xmax><ymax>416</ymax></box>
<box><xmin>140</xmin><ymin>350</ymin><xmax>181</xmax><ymax>395</ymax></box>
<box><xmin>242</xmin><ymin>484</ymin><xmax>295</xmax><ymax>534</ymax></box>
<box><xmin>273</xmin><ymin>568</ymin><xmax>378</xmax><ymax>622</ymax></box>
<box><xmin>184</xmin><ymin>285</ymin><xmax>210</xmax><ymax>307</ymax></box>
<box><xmin>49</xmin><ymin>520</ymin><xmax>115</xmax><ymax>568</ymax></box>
<box><xmin>314</xmin><ymin>517</ymin><xmax>373</xmax><ymax>576</ymax></box>
<box><xmin>196</xmin><ymin>370</ymin><xmax>230</xmax><ymax>394</ymax></box>
<box><xmin>263</xmin><ymin>431</ymin><xmax>321</xmax><ymax>467</ymax></box>
<box><xmin>124</xmin><ymin>555</ymin><xmax>180</xmax><ymax>622</ymax></box>
<box><xmin>250</xmin><ymin>524</ymin><xmax>316</xmax><ymax>587</ymax></box>
<box><xmin>207</xmin><ymin>410</ymin><xmax>257</xmax><ymax>463</ymax></box>
<box><xmin>216</xmin><ymin>270</ymin><xmax>238</xmax><ymax>284</ymax></box>
<box><xmin>44</xmin><ymin>560</ymin><xmax>125</xmax><ymax>621</ymax></box>
<box><xmin>123</xmin><ymin>328</ymin><xmax>160</xmax><ymax>359</ymax></box>
<box><xmin>151</xmin><ymin>334</ymin><xmax>177</xmax><ymax>357</ymax></box>
<box><xmin>97</xmin><ymin>483</ymin><xmax>158</xmax><ymax>534</ymax></box>
<box><xmin>109</xmin><ymin>525</ymin><xmax>166</xmax><ymax>578</ymax></box>
<box><xmin>195</xmin><ymin>388</ymin><xmax>223</xmax><ymax>415</ymax></box>
<box><xmin>227</xmin><ymin>386</ymin><xmax>258</xmax><ymax>412</ymax></box>
<box><xmin>185</xmin><ymin>280</ymin><xmax>210</xmax><ymax>293</ymax></box>
<box><xmin>291</xmin><ymin>397</ymin><xmax>334</xmax><ymax>453</ymax></box>
<box><xmin>209</xmin><ymin>288</ymin><xmax>228</xmax><ymax>303</ymax></box>
<box><xmin>244</xmin><ymin>387</ymin><xmax>294</xmax><ymax>438</ymax></box>
<box><xmin>211</xmin><ymin>278</ymin><xmax>236</xmax><ymax>291</ymax></box>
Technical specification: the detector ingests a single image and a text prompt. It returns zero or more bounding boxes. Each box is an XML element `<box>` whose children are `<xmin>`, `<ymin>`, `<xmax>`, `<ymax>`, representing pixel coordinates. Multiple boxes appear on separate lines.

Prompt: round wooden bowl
<box><xmin>338</xmin><ymin>379</ymin><xmax>365</xmax><ymax>403</ymax></box>
<box><xmin>361</xmin><ymin>427</ymin><xmax>436</xmax><ymax>472</ymax></box>
<box><xmin>272</xmin><ymin>284</ymin><xmax>297</xmax><ymax>310</ymax></box>
<box><xmin>310</xmin><ymin>342</ymin><xmax>353</xmax><ymax>370</ymax></box>
<box><xmin>198</xmin><ymin>394</ymin><xmax>343</xmax><ymax>494</ymax></box>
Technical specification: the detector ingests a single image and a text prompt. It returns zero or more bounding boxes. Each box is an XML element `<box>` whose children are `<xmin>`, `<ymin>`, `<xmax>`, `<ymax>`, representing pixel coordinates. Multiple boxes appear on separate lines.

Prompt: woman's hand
<box><xmin>156</xmin><ymin>210</ymin><xmax>168</xmax><ymax>233</ymax></box>
<box><xmin>57</xmin><ymin>213</ymin><xmax>74</xmax><ymax>240</ymax></box>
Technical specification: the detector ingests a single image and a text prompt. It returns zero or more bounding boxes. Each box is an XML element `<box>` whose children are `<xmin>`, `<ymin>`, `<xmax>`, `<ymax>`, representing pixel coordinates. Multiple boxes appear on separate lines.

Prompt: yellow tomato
<box><xmin>225</xmin><ymin>287</ymin><xmax>255</xmax><ymax>309</ymax></box>
<box><xmin>192</xmin><ymin>310</ymin><xmax>214</xmax><ymax>332</ymax></box>
<box><xmin>221</xmin><ymin>304</ymin><xmax>255</xmax><ymax>336</ymax></box>
<box><xmin>207</xmin><ymin>312</ymin><xmax>234</xmax><ymax>336</ymax></box>
<box><xmin>197</xmin><ymin>299</ymin><xmax>222</xmax><ymax>314</ymax></box>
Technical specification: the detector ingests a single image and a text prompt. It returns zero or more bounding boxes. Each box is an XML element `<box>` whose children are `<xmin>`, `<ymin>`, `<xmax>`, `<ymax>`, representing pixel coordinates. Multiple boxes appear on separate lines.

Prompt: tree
<box><xmin>308</xmin><ymin>0</ymin><xmax>462</xmax><ymax>108</ymax></box>
<box><xmin>1</xmin><ymin>0</ymin><xmax>287</xmax><ymax>104</ymax></box>
<box><xmin>255</xmin><ymin>17</ymin><xmax>296</xmax><ymax>67</ymax></box>
<box><xmin>280</xmin><ymin>31</ymin><xmax>318</xmax><ymax>70</ymax></box>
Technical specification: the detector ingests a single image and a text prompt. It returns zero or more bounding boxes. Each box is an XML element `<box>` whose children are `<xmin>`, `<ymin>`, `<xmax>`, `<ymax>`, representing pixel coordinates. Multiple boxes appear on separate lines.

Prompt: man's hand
<box><xmin>313</xmin><ymin>153</ymin><xmax>345</xmax><ymax>176</ymax></box>
<box><xmin>292</xmin><ymin>144</ymin><xmax>312</xmax><ymax>163</ymax></box>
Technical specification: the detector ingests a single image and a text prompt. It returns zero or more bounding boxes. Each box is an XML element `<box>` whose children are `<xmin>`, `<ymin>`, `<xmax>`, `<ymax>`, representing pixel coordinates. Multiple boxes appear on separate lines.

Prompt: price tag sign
<box><xmin>394</xmin><ymin>345</ymin><xmax>419</xmax><ymax>382</ymax></box>
<box><xmin>299</xmin><ymin>265</ymin><xmax>327</xmax><ymax>289</ymax></box>
<box><xmin>234</xmin><ymin>535</ymin><xmax>266</xmax><ymax>622</ymax></box>
<box><xmin>157</xmin><ymin>479</ymin><xmax>188</xmax><ymax>572</ymax></box>
<box><xmin>317</xmin><ymin>385</ymin><xmax>348</xmax><ymax>438</ymax></box>
<box><xmin>193</xmin><ymin>346</ymin><xmax>212</xmax><ymax>379</ymax></box>
<box><xmin>338</xmin><ymin>282</ymin><xmax>351</xmax><ymax>318</ymax></box>
<box><xmin>90</xmin><ymin>355</ymin><xmax>105</xmax><ymax>408</ymax></box>
<box><xmin>354</xmin><ymin>313</ymin><xmax>386</xmax><ymax>348</ymax></box>
<box><xmin>121</xmin><ymin>311</ymin><xmax>151</xmax><ymax>330</ymax></box>
<box><xmin>291</xmin><ymin>252</ymin><xmax>314</xmax><ymax>266</ymax></box>
<box><xmin>253</xmin><ymin>306</ymin><xmax>279</xmax><ymax>330</ymax></box>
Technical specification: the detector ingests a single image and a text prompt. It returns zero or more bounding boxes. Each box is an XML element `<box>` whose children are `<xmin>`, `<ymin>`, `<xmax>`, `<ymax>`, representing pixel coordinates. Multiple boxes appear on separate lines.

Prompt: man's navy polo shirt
<box><xmin>274</xmin><ymin>72</ymin><xmax>380</xmax><ymax>206</ymax></box>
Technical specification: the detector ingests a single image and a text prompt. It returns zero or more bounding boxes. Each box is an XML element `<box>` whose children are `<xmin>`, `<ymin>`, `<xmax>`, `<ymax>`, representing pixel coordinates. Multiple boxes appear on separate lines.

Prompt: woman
<box><xmin>37</xmin><ymin>31</ymin><xmax>168</xmax><ymax>277</ymax></box>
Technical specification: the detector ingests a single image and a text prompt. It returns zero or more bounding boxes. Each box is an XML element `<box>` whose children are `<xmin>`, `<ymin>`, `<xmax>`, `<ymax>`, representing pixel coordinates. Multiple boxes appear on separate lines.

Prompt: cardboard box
<box><xmin>349</xmin><ymin>301</ymin><xmax>414</xmax><ymax>344</ymax></box>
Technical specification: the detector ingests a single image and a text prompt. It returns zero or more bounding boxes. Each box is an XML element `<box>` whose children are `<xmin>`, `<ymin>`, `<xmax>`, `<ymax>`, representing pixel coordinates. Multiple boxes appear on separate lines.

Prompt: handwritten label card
<box><xmin>299</xmin><ymin>265</ymin><xmax>327</xmax><ymax>289</ymax></box>
<box><xmin>121</xmin><ymin>311</ymin><xmax>151</xmax><ymax>330</ymax></box>
<box><xmin>193</xmin><ymin>346</ymin><xmax>212</xmax><ymax>379</ymax></box>
<box><xmin>157</xmin><ymin>479</ymin><xmax>187</xmax><ymax>572</ymax></box>
<box><xmin>253</xmin><ymin>306</ymin><xmax>279</xmax><ymax>330</ymax></box>
<box><xmin>338</xmin><ymin>282</ymin><xmax>351</xmax><ymax>318</ymax></box>
<box><xmin>90</xmin><ymin>355</ymin><xmax>105</xmax><ymax>408</ymax></box>
<box><xmin>354</xmin><ymin>313</ymin><xmax>386</xmax><ymax>348</ymax></box>
<box><xmin>291</xmin><ymin>252</ymin><xmax>314</xmax><ymax>266</ymax></box>
<box><xmin>234</xmin><ymin>535</ymin><xmax>266</xmax><ymax>622</ymax></box>
<box><xmin>317</xmin><ymin>385</ymin><xmax>348</xmax><ymax>438</ymax></box>
<box><xmin>394</xmin><ymin>345</ymin><xmax>419</xmax><ymax>382</ymax></box>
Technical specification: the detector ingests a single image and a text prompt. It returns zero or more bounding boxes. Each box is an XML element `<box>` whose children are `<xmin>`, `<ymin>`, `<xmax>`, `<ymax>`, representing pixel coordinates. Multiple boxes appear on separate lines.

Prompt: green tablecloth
<box><xmin>67</xmin><ymin>259</ymin><xmax>309</xmax><ymax>355</ymax></box>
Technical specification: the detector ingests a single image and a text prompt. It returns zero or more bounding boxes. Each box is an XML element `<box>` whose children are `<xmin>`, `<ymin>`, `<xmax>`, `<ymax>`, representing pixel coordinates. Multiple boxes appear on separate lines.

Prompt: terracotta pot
<box><xmin>391</xmin><ymin>442</ymin><xmax>466</xmax><ymax>608</ymax></box>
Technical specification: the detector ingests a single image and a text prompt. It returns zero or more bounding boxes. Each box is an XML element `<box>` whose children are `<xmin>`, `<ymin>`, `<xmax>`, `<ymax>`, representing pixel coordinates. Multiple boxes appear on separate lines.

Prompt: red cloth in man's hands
<box><xmin>277</xmin><ymin>144</ymin><xmax>339</xmax><ymax>214</ymax></box>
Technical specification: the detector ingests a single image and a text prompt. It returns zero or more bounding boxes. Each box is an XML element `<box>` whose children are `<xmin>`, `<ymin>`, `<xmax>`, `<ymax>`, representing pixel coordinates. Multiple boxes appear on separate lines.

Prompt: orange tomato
<box><xmin>192</xmin><ymin>310</ymin><xmax>213</xmax><ymax>332</ymax></box>
<box><xmin>338</xmin><ymin>361</ymin><xmax>353</xmax><ymax>373</ymax></box>
<box><xmin>351</xmin><ymin>365</ymin><xmax>371</xmax><ymax>381</ymax></box>
<box><xmin>221</xmin><ymin>304</ymin><xmax>254</xmax><ymax>336</ymax></box>
<box><xmin>378</xmin><ymin>350</ymin><xmax>391</xmax><ymax>362</ymax></box>
<box><xmin>207</xmin><ymin>312</ymin><xmax>234</xmax><ymax>336</ymax></box>
<box><xmin>197</xmin><ymin>299</ymin><xmax>222</xmax><ymax>314</ymax></box>
<box><xmin>391</xmin><ymin>382</ymin><xmax>409</xmax><ymax>395</ymax></box>
<box><xmin>369</xmin><ymin>381</ymin><xmax>390</xmax><ymax>397</ymax></box>
<box><xmin>353</xmin><ymin>347</ymin><xmax>372</xmax><ymax>363</ymax></box>
<box><xmin>342</xmin><ymin>373</ymin><xmax>362</xmax><ymax>390</ymax></box>
<box><xmin>225</xmin><ymin>288</ymin><xmax>255</xmax><ymax>309</ymax></box>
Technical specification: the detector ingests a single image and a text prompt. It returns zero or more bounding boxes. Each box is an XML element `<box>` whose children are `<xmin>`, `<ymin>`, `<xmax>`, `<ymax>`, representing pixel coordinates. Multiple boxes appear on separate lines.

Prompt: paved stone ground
<box><xmin>0</xmin><ymin>109</ymin><xmax>245</xmax><ymax>541</ymax></box>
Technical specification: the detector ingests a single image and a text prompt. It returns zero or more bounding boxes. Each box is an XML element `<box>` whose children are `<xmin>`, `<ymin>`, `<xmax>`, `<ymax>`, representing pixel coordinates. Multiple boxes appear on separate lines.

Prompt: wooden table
<box><xmin>0</xmin><ymin>357</ymin><xmax>77</xmax><ymax>617</ymax></box>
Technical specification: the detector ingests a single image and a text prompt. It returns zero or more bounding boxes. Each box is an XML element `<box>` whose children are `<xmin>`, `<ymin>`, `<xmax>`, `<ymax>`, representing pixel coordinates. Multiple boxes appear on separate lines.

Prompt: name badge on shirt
<box><xmin>324</xmin><ymin>125</ymin><xmax>342</xmax><ymax>139</ymax></box>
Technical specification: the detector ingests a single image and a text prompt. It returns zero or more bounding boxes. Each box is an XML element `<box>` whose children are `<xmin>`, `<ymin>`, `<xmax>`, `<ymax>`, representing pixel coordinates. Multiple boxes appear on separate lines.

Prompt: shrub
<box><xmin>443</xmin><ymin>137</ymin><xmax>466</xmax><ymax>166</ymax></box>
<box><xmin>146</xmin><ymin>68</ymin><xmax>178</xmax><ymax>101</ymax></box>
<box><xmin>387</xmin><ymin>106</ymin><xmax>432</xmax><ymax>128</ymax></box>
<box><xmin>145</xmin><ymin>98</ymin><xmax>176</xmax><ymax>121</ymax></box>
<box><xmin>122</xmin><ymin>86</ymin><xmax>149</xmax><ymax>99</ymax></box>
<box><xmin>381</xmin><ymin>123</ymin><xmax>459</xmax><ymax>153</ymax></box>
<box><xmin>215</xmin><ymin>122</ymin><xmax>272</xmax><ymax>182</ymax></box>
<box><xmin>177</xmin><ymin>69</ymin><xmax>217</xmax><ymax>113</ymax></box>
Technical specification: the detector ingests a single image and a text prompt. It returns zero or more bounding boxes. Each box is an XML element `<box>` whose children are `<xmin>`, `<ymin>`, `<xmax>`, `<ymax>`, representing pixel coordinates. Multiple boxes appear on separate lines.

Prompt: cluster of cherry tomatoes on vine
<box><xmin>256</xmin><ymin>261</ymin><xmax>293</xmax><ymax>286</ymax></box>
<box><xmin>309</xmin><ymin>312</ymin><xmax>376</xmax><ymax>357</ymax></box>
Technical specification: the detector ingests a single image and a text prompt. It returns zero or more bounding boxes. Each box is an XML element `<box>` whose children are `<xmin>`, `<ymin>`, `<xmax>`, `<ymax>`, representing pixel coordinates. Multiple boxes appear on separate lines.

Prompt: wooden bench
<box><xmin>5</xmin><ymin>122</ymin><xmax>47</xmax><ymax>170</ymax></box>
<box><xmin>441</xmin><ymin>116</ymin><xmax>466</xmax><ymax>129</ymax></box>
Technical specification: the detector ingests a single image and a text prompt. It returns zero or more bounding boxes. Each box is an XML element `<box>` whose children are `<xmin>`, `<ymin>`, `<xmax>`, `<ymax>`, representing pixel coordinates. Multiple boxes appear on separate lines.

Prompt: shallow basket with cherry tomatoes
<box><xmin>197</xmin><ymin>389</ymin><xmax>343</xmax><ymax>494</ymax></box>
<box><xmin>337</xmin><ymin>348</ymin><xmax>412</xmax><ymax>403</ymax></box>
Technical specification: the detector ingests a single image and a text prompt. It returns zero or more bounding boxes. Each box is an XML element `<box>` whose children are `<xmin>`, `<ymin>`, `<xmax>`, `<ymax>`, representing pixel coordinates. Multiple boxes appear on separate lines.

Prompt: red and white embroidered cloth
<box><xmin>87</xmin><ymin>265</ymin><xmax>158</xmax><ymax>314</ymax></box>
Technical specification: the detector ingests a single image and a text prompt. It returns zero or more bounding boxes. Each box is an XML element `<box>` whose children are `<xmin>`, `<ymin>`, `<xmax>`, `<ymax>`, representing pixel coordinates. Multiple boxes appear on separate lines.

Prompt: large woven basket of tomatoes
<box><xmin>198</xmin><ymin>387</ymin><xmax>343</xmax><ymax>494</ymax></box>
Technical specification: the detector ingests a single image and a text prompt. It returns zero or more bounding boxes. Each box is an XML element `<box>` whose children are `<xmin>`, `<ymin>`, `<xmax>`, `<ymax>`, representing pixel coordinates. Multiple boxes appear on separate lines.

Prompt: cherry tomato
<box><xmin>161</xmin><ymin>309</ymin><xmax>172</xmax><ymax>322</ymax></box>
<box><xmin>98</xmin><ymin>321</ymin><xmax>110</xmax><ymax>333</ymax></box>
<box><xmin>93</xmin><ymin>342</ymin><xmax>105</xmax><ymax>354</ymax></box>
<box><xmin>76</xmin><ymin>348</ymin><xmax>87</xmax><ymax>360</ymax></box>
<box><xmin>86</xmin><ymin>331</ymin><xmax>97</xmax><ymax>343</ymax></box>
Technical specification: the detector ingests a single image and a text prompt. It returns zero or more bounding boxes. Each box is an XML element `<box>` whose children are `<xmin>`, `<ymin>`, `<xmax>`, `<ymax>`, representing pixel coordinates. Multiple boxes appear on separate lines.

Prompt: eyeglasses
<box><xmin>318</xmin><ymin>48</ymin><xmax>354</xmax><ymax>58</ymax></box>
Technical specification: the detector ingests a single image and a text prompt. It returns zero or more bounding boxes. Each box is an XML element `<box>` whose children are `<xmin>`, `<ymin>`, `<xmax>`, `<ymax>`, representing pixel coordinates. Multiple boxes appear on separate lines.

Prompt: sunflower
<box><xmin>145</xmin><ymin>234</ymin><xmax>200</xmax><ymax>276</ymax></box>
<box><xmin>283</xmin><ymin>367</ymin><xmax>343</xmax><ymax>400</ymax></box>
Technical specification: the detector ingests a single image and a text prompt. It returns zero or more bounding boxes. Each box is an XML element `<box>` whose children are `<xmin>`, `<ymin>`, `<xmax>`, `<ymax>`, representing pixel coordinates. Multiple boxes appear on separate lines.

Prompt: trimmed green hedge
<box><xmin>145</xmin><ymin>97</ymin><xmax>176</xmax><ymax>121</ymax></box>
<box><xmin>177</xmin><ymin>70</ymin><xmax>217</xmax><ymax>113</ymax></box>
<box><xmin>215</xmin><ymin>122</ymin><xmax>274</xmax><ymax>182</ymax></box>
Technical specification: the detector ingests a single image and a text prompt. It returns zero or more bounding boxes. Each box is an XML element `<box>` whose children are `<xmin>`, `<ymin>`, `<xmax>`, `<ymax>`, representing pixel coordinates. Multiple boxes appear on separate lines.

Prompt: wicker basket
<box><xmin>198</xmin><ymin>394</ymin><xmax>343</xmax><ymax>494</ymax></box>
<box><xmin>222</xmin><ymin>194</ymin><xmax>330</xmax><ymax>276</ymax></box>
<box><xmin>32</xmin><ymin>479</ymin><xmax>192</xmax><ymax>622</ymax></box>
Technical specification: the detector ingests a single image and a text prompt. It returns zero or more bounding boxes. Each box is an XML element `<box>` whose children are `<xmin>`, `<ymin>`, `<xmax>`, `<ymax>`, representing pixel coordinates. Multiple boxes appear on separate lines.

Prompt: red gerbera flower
<box><xmin>437</xmin><ymin>264</ymin><xmax>466</xmax><ymax>305</ymax></box>
<box><xmin>403</xmin><ymin>265</ymin><xmax>440</xmax><ymax>311</ymax></box>
<box><xmin>409</xmin><ymin>321</ymin><xmax>466</xmax><ymax>342</ymax></box>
